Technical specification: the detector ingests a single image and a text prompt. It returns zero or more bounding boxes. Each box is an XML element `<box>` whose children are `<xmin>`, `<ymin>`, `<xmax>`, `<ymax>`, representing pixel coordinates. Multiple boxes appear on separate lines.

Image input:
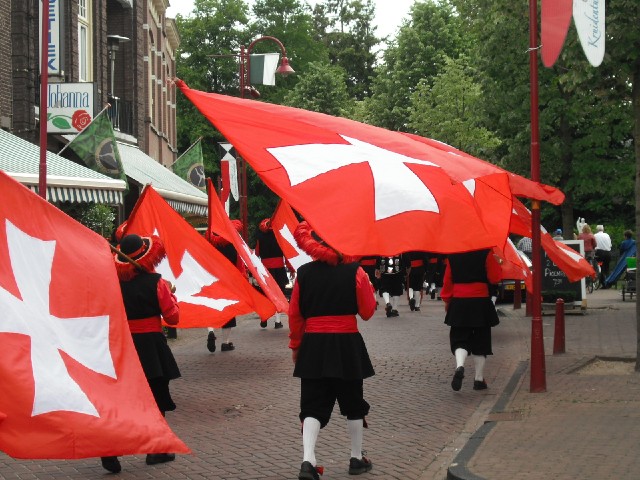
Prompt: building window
<box><xmin>78</xmin><ymin>0</ymin><xmax>92</xmax><ymax>82</ymax></box>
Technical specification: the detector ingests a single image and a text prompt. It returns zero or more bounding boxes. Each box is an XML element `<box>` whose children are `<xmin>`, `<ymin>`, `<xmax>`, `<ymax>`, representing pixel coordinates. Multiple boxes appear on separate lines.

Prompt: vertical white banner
<box><xmin>39</xmin><ymin>0</ymin><xmax>61</xmax><ymax>75</ymax></box>
<box><xmin>573</xmin><ymin>0</ymin><xmax>605</xmax><ymax>67</ymax></box>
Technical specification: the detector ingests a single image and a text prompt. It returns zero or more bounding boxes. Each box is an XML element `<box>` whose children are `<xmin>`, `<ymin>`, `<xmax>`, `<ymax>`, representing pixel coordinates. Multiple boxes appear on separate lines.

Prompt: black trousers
<box><xmin>300</xmin><ymin>378</ymin><xmax>370</xmax><ymax>428</ymax></box>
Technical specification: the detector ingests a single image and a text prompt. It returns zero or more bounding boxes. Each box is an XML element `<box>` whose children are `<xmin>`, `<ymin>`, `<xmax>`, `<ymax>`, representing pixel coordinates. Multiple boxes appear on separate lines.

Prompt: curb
<box><xmin>447</xmin><ymin>361</ymin><xmax>528</xmax><ymax>480</ymax></box>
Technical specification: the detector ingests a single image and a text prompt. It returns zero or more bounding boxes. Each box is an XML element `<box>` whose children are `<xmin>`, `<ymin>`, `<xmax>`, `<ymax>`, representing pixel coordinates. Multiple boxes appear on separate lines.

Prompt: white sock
<box><xmin>408</xmin><ymin>288</ymin><xmax>415</xmax><ymax>299</ymax></box>
<box><xmin>275</xmin><ymin>312</ymin><xmax>282</xmax><ymax>324</ymax></box>
<box><xmin>391</xmin><ymin>296</ymin><xmax>399</xmax><ymax>309</ymax></box>
<box><xmin>413</xmin><ymin>290</ymin><xmax>421</xmax><ymax>306</ymax></box>
<box><xmin>474</xmin><ymin>355</ymin><xmax>486</xmax><ymax>381</ymax></box>
<box><xmin>221</xmin><ymin>328</ymin><xmax>231</xmax><ymax>344</ymax></box>
<box><xmin>455</xmin><ymin>348</ymin><xmax>468</xmax><ymax>369</ymax></box>
<box><xmin>382</xmin><ymin>292</ymin><xmax>391</xmax><ymax>304</ymax></box>
<box><xmin>302</xmin><ymin>417</ymin><xmax>321</xmax><ymax>466</ymax></box>
<box><xmin>347</xmin><ymin>419</ymin><xmax>364</xmax><ymax>460</ymax></box>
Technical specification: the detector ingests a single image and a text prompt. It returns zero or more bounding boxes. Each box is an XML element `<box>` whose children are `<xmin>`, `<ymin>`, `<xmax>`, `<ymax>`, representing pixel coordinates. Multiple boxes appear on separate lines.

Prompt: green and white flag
<box><xmin>172</xmin><ymin>138</ymin><xmax>206</xmax><ymax>190</ymax></box>
<box><xmin>249</xmin><ymin>53</ymin><xmax>280</xmax><ymax>86</ymax></box>
<box><xmin>64</xmin><ymin>109</ymin><xmax>128</xmax><ymax>188</ymax></box>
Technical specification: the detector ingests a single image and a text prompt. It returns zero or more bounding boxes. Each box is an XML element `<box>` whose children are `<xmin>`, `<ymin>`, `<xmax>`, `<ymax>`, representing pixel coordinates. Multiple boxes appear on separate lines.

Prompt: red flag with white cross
<box><xmin>123</xmin><ymin>185</ymin><xmax>276</xmax><ymax>325</ymax></box>
<box><xmin>270</xmin><ymin>200</ymin><xmax>312</xmax><ymax>272</ymax></box>
<box><xmin>176</xmin><ymin>80</ymin><xmax>563</xmax><ymax>256</ymax></box>
<box><xmin>0</xmin><ymin>171</ymin><xmax>189</xmax><ymax>459</ymax></box>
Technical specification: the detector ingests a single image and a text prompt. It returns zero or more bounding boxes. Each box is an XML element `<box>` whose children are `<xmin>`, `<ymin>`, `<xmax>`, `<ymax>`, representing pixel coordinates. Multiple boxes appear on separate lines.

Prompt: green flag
<box><xmin>172</xmin><ymin>139</ymin><xmax>206</xmax><ymax>190</ymax></box>
<box><xmin>65</xmin><ymin>110</ymin><xmax>128</xmax><ymax>188</ymax></box>
<box><xmin>249</xmin><ymin>53</ymin><xmax>280</xmax><ymax>86</ymax></box>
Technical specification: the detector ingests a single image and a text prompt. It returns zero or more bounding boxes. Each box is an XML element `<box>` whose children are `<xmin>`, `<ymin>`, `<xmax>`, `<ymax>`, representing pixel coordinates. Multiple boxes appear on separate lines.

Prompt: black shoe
<box><xmin>274</xmin><ymin>321</ymin><xmax>284</xmax><ymax>329</ymax></box>
<box><xmin>101</xmin><ymin>456</ymin><xmax>121</xmax><ymax>473</ymax></box>
<box><xmin>206</xmin><ymin>332</ymin><xmax>216</xmax><ymax>352</ymax></box>
<box><xmin>409</xmin><ymin>298</ymin><xmax>416</xmax><ymax>311</ymax></box>
<box><xmin>391</xmin><ymin>309</ymin><xmax>399</xmax><ymax>316</ymax></box>
<box><xmin>165</xmin><ymin>327</ymin><xmax>177</xmax><ymax>339</ymax></box>
<box><xmin>385</xmin><ymin>303</ymin><xmax>392</xmax><ymax>316</ymax></box>
<box><xmin>145</xmin><ymin>453</ymin><xmax>175</xmax><ymax>465</ymax></box>
<box><xmin>260</xmin><ymin>320</ymin><xmax>268</xmax><ymax>328</ymax></box>
<box><xmin>473</xmin><ymin>380</ymin><xmax>488</xmax><ymax>390</ymax></box>
<box><xmin>430</xmin><ymin>290</ymin><xmax>436</xmax><ymax>300</ymax></box>
<box><xmin>349</xmin><ymin>456</ymin><xmax>373</xmax><ymax>475</ymax></box>
<box><xmin>451</xmin><ymin>367</ymin><xmax>464</xmax><ymax>391</ymax></box>
<box><xmin>414</xmin><ymin>306</ymin><xmax>420</xmax><ymax>312</ymax></box>
<box><xmin>221</xmin><ymin>342</ymin><xmax>235</xmax><ymax>351</ymax></box>
<box><xmin>298</xmin><ymin>461</ymin><xmax>321</xmax><ymax>480</ymax></box>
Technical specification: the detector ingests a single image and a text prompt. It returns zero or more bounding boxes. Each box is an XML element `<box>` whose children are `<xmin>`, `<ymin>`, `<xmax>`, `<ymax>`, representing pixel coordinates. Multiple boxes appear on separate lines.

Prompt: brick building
<box><xmin>0</xmin><ymin>0</ymin><xmax>206</xmax><ymax>218</ymax></box>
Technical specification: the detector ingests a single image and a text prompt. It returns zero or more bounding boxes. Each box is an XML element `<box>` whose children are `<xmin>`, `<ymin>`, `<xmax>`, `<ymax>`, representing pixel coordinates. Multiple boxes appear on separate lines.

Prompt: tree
<box><xmin>408</xmin><ymin>55</ymin><xmax>501</xmax><ymax>159</ymax></box>
<box><xmin>283</xmin><ymin>61</ymin><xmax>352</xmax><ymax>116</ymax></box>
<box><xmin>313</xmin><ymin>0</ymin><xmax>379</xmax><ymax>100</ymax></box>
<box><xmin>364</xmin><ymin>1</ymin><xmax>467</xmax><ymax>130</ymax></box>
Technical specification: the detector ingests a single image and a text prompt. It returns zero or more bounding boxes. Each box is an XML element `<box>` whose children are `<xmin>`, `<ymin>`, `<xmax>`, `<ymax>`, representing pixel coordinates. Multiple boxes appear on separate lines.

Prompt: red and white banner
<box><xmin>0</xmin><ymin>172</ymin><xmax>189</xmax><ymax>459</ymax></box>
<box><xmin>270</xmin><ymin>201</ymin><xmax>312</xmax><ymax>272</ymax></box>
<box><xmin>541</xmin><ymin>0</ymin><xmax>573</xmax><ymax>67</ymax></box>
<box><xmin>176</xmin><ymin>81</ymin><xmax>564</xmax><ymax>256</ymax></box>
<box><xmin>124</xmin><ymin>185</ymin><xmax>276</xmax><ymax>326</ymax></box>
<box><xmin>206</xmin><ymin>180</ymin><xmax>289</xmax><ymax>313</ymax></box>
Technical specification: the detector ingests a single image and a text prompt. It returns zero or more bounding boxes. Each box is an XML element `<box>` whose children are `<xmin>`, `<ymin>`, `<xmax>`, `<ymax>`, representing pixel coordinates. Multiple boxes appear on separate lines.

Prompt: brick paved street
<box><xmin>0</xmin><ymin>296</ymin><xmax>528</xmax><ymax>479</ymax></box>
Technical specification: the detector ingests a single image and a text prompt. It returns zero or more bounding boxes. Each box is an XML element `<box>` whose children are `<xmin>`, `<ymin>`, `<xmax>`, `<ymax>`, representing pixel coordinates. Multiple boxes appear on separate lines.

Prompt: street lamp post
<box><xmin>236</xmin><ymin>36</ymin><xmax>294</xmax><ymax>241</ymax></box>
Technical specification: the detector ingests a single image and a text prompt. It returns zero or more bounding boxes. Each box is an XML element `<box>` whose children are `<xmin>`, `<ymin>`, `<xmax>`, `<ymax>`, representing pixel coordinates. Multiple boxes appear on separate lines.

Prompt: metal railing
<box><xmin>107</xmin><ymin>96</ymin><xmax>134</xmax><ymax>135</ymax></box>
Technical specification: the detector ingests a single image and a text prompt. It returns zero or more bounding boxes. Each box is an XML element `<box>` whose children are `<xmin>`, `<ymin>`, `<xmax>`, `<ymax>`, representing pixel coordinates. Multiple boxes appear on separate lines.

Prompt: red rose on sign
<box><xmin>72</xmin><ymin>110</ymin><xmax>92</xmax><ymax>131</ymax></box>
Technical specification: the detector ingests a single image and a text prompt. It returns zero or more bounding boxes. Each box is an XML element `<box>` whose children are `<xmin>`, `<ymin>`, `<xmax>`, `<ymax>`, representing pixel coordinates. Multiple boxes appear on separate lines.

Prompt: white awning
<box><xmin>0</xmin><ymin>130</ymin><xmax>126</xmax><ymax>205</ymax></box>
<box><xmin>117</xmin><ymin>142</ymin><xmax>208</xmax><ymax>216</ymax></box>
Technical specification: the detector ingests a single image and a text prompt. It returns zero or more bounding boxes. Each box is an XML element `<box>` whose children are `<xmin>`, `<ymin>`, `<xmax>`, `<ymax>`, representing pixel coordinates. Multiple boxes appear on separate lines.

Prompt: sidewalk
<box><xmin>447</xmin><ymin>286</ymin><xmax>640</xmax><ymax>480</ymax></box>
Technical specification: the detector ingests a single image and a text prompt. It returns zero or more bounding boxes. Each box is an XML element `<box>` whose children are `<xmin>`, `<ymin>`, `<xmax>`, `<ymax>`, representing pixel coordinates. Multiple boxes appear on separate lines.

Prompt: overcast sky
<box><xmin>166</xmin><ymin>0</ymin><xmax>416</xmax><ymax>41</ymax></box>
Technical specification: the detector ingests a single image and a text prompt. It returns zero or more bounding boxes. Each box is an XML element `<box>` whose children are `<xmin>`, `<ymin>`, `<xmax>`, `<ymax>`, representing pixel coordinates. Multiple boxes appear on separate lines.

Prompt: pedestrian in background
<box><xmin>255</xmin><ymin>217</ymin><xmax>289</xmax><ymax>329</ymax></box>
<box><xmin>516</xmin><ymin>236</ymin><xmax>532</xmax><ymax>259</ymax></box>
<box><xmin>578</xmin><ymin>224</ymin><xmax>597</xmax><ymax>262</ymax></box>
<box><xmin>619</xmin><ymin>230</ymin><xmax>636</xmax><ymax>258</ymax></box>
<box><xmin>289</xmin><ymin>221</ymin><xmax>376</xmax><ymax>480</ymax></box>
<box><xmin>376</xmin><ymin>255</ymin><xmax>405</xmax><ymax>317</ymax></box>
<box><xmin>105</xmin><ymin>234</ymin><xmax>182</xmax><ymax>472</ymax></box>
<box><xmin>405</xmin><ymin>251</ymin><xmax>428</xmax><ymax>311</ymax></box>
<box><xmin>441</xmin><ymin>248</ymin><xmax>502</xmax><ymax>392</ymax></box>
<box><xmin>553</xmin><ymin>229</ymin><xmax>564</xmax><ymax>241</ymax></box>
<box><xmin>594</xmin><ymin>225</ymin><xmax>613</xmax><ymax>288</ymax></box>
<box><xmin>205</xmin><ymin>220</ymin><xmax>246</xmax><ymax>352</ymax></box>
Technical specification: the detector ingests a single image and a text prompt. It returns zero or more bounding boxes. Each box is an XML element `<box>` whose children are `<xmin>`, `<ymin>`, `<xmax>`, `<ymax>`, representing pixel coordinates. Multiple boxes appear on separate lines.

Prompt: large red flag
<box><xmin>206</xmin><ymin>180</ymin><xmax>289</xmax><ymax>313</ymax></box>
<box><xmin>0</xmin><ymin>171</ymin><xmax>189</xmax><ymax>459</ymax></box>
<box><xmin>176</xmin><ymin>81</ymin><xmax>565</xmax><ymax>256</ymax></box>
<box><xmin>541</xmin><ymin>0</ymin><xmax>573</xmax><ymax>67</ymax></box>
<box><xmin>124</xmin><ymin>185</ymin><xmax>276</xmax><ymax>326</ymax></box>
<box><xmin>270</xmin><ymin>201</ymin><xmax>312</xmax><ymax>272</ymax></box>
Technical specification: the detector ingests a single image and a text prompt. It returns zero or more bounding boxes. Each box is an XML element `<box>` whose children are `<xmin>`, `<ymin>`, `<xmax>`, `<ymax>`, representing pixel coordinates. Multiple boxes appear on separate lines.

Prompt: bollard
<box><xmin>513</xmin><ymin>280</ymin><xmax>522</xmax><ymax>310</ymax></box>
<box><xmin>553</xmin><ymin>298</ymin><xmax>565</xmax><ymax>354</ymax></box>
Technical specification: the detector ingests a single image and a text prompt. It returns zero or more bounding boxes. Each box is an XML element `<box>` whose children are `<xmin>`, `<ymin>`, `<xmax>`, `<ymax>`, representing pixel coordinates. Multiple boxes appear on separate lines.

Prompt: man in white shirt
<box><xmin>594</xmin><ymin>225</ymin><xmax>612</xmax><ymax>287</ymax></box>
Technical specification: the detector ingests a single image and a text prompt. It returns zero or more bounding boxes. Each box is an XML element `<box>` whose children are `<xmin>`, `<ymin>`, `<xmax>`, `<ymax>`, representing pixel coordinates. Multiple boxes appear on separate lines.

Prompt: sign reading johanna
<box><xmin>47</xmin><ymin>83</ymin><xmax>95</xmax><ymax>133</ymax></box>
<box><xmin>541</xmin><ymin>240</ymin><xmax>586</xmax><ymax>309</ymax></box>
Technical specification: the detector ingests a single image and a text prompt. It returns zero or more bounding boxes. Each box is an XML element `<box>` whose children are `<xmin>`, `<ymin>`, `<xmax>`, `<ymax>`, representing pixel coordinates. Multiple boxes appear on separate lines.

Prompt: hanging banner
<box><xmin>573</xmin><ymin>0</ymin><xmax>605</xmax><ymax>67</ymax></box>
<box><xmin>541</xmin><ymin>0</ymin><xmax>573</xmax><ymax>67</ymax></box>
<box><xmin>46</xmin><ymin>83</ymin><xmax>95</xmax><ymax>133</ymax></box>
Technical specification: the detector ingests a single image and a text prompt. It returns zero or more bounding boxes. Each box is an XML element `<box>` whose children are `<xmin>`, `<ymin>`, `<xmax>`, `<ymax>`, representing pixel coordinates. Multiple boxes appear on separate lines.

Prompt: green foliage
<box><xmin>60</xmin><ymin>203</ymin><xmax>116</xmax><ymax>239</ymax></box>
<box><xmin>408</xmin><ymin>55</ymin><xmax>501</xmax><ymax>159</ymax></box>
<box><xmin>283</xmin><ymin>61</ymin><xmax>352</xmax><ymax>116</ymax></box>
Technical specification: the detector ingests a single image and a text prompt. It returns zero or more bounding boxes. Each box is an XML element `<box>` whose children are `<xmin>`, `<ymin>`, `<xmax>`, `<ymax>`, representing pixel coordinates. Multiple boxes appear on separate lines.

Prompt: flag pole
<box><xmin>529</xmin><ymin>0</ymin><xmax>546</xmax><ymax>392</ymax></box>
<box><xmin>57</xmin><ymin>104</ymin><xmax>112</xmax><ymax>156</ymax></box>
<box><xmin>38</xmin><ymin>0</ymin><xmax>50</xmax><ymax>199</ymax></box>
<box><xmin>170</xmin><ymin>136</ymin><xmax>203</xmax><ymax>168</ymax></box>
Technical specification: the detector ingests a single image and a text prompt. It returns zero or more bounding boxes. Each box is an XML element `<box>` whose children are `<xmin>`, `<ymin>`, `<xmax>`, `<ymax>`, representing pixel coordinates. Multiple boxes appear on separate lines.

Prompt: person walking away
<box><xmin>425</xmin><ymin>253</ymin><xmax>446</xmax><ymax>300</ymax></box>
<box><xmin>441</xmin><ymin>248</ymin><xmax>502</xmax><ymax>392</ymax></box>
<box><xmin>105</xmin><ymin>234</ymin><xmax>181</xmax><ymax>472</ymax></box>
<box><xmin>255</xmin><ymin>217</ymin><xmax>290</xmax><ymax>329</ymax></box>
<box><xmin>289</xmin><ymin>222</ymin><xmax>377</xmax><ymax>479</ymax></box>
<box><xmin>205</xmin><ymin>220</ymin><xmax>246</xmax><ymax>351</ymax></box>
<box><xmin>405</xmin><ymin>251</ymin><xmax>428</xmax><ymax>311</ymax></box>
<box><xmin>577</xmin><ymin>224</ymin><xmax>597</xmax><ymax>263</ymax></box>
<box><xmin>619</xmin><ymin>230</ymin><xmax>636</xmax><ymax>258</ymax></box>
<box><xmin>594</xmin><ymin>225</ymin><xmax>612</xmax><ymax>288</ymax></box>
<box><xmin>376</xmin><ymin>255</ymin><xmax>405</xmax><ymax>317</ymax></box>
